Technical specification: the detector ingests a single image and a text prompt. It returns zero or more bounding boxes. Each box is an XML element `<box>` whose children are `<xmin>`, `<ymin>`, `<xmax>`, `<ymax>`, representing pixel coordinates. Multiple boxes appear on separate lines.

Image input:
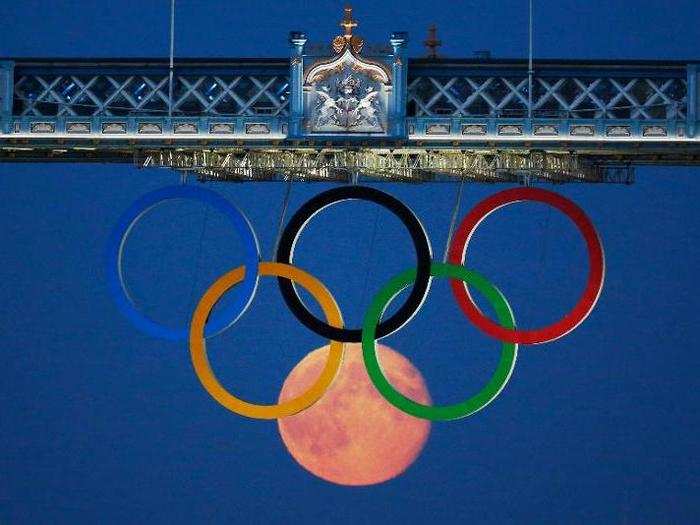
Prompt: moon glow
<box><xmin>277</xmin><ymin>343</ymin><xmax>431</xmax><ymax>486</ymax></box>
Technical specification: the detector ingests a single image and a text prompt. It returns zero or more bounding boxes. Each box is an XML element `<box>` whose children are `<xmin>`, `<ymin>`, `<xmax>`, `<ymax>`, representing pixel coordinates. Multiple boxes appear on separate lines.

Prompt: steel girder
<box><xmin>133</xmin><ymin>148</ymin><xmax>630</xmax><ymax>184</ymax></box>
<box><xmin>13</xmin><ymin>72</ymin><xmax>290</xmax><ymax>117</ymax></box>
<box><xmin>407</xmin><ymin>75</ymin><xmax>687</xmax><ymax>119</ymax></box>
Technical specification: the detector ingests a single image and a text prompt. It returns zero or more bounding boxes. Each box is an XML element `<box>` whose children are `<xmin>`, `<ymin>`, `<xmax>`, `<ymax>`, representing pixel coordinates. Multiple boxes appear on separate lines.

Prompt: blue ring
<box><xmin>105</xmin><ymin>185</ymin><xmax>260</xmax><ymax>341</ymax></box>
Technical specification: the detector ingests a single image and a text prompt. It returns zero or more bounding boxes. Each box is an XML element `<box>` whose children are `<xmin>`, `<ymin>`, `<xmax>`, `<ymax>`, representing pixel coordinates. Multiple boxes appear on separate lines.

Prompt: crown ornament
<box><xmin>332</xmin><ymin>5</ymin><xmax>364</xmax><ymax>54</ymax></box>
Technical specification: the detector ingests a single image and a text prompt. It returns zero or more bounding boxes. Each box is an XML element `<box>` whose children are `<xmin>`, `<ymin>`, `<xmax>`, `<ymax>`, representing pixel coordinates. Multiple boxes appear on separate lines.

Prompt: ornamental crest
<box><xmin>314</xmin><ymin>75</ymin><xmax>382</xmax><ymax>130</ymax></box>
<box><xmin>303</xmin><ymin>6</ymin><xmax>392</xmax><ymax>134</ymax></box>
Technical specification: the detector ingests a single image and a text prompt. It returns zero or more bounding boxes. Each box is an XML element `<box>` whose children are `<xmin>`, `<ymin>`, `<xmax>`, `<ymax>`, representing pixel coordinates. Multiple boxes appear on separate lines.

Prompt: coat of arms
<box><xmin>303</xmin><ymin>6</ymin><xmax>392</xmax><ymax>134</ymax></box>
<box><xmin>314</xmin><ymin>75</ymin><xmax>382</xmax><ymax>130</ymax></box>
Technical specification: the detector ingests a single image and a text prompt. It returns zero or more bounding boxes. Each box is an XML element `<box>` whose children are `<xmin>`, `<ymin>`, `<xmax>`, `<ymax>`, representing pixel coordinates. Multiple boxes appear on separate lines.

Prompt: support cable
<box><xmin>528</xmin><ymin>0</ymin><xmax>534</xmax><ymax>120</ymax></box>
<box><xmin>271</xmin><ymin>177</ymin><xmax>293</xmax><ymax>259</ymax></box>
<box><xmin>185</xmin><ymin>203</ymin><xmax>210</xmax><ymax>320</ymax></box>
<box><xmin>529</xmin><ymin>204</ymin><xmax>551</xmax><ymax>321</ymax></box>
<box><xmin>442</xmin><ymin>177</ymin><xmax>466</xmax><ymax>263</ymax></box>
<box><xmin>168</xmin><ymin>0</ymin><xmax>176</xmax><ymax>118</ymax></box>
<box><xmin>358</xmin><ymin>205</ymin><xmax>380</xmax><ymax>321</ymax></box>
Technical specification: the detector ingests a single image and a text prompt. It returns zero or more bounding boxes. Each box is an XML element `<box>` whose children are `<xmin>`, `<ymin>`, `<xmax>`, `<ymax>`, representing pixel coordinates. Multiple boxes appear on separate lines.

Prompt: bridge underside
<box><xmin>3</xmin><ymin>139</ymin><xmax>700</xmax><ymax>184</ymax></box>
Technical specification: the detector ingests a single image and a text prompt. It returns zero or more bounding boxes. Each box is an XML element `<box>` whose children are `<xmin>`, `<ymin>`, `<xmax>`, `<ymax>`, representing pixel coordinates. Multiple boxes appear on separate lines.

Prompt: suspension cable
<box><xmin>529</xmin><ymin>204</ymin><xmax>551</xmax><ymax>321</ymax></box>
<box><xmin>442</xmin><ymin>177</ymin><xmax>466</xmax><ymax>262</ymax></box>
<box><xmin>271</xmin><ymin>177</ymin><xmax>293</xmax><ymax>259</ymax></box>
<box><xmin>168</xmin><ymin>0</ymin><xmax>176</xmax><ymax>118</ymax></box>
<box><xmin>528</xmin><ymin>0</ymin><xmax>534</xmax><ymax>119</ymax></box>
<box><xmin>358</xmin><ymin>205</ymin><xmax>380</xmax><ymax>320</ymax></box>
<box><xmin>185</xmin><ymin>202</ymin><xmax>210</xmax><ymax>320</ymax></box>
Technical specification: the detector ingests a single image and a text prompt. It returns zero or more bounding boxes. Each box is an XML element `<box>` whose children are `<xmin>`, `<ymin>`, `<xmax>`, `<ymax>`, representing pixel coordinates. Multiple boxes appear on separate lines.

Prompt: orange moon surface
<box><xmin>277</xmin><ymin>343</ymin><xmax>431</xmax><ymax>486</ymax></box>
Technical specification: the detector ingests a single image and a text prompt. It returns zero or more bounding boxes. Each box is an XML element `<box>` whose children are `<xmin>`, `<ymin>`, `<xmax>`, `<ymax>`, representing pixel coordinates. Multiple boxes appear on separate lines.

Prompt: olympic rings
<box><xmin>105</xmin><ymin>185</ymin><xmax>260</xmax><ymax>341</ymax></box>
<box><xmin>275</xmin><ymin>186</ymin><xmax>433</xmax><ymax>343</ymax></box>
<box><xmin>189</xmin><ymin>262</ymin><xmax>344</xmax><ymax>419</ymax></box>
<box><xmin>108</xmin><ymin>183</ymin><xmax>605</xmax><ymax>422</ymax></box>
<box><xmin>362</xmin><ymin>262</ymin><xmax>517</xmax><ymax>421</ymax></box>
<box><xmin>447</xmin><ymin>187</ymin><xmax>605</xmax><ymax>345</ymax></box>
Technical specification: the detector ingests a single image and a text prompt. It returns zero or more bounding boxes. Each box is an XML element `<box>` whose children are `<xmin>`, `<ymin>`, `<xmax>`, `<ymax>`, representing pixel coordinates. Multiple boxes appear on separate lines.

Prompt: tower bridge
<box><xmin>1</xmin><ymin>7</ymin><xmax>698</xmax><ymax>183</ymax></box>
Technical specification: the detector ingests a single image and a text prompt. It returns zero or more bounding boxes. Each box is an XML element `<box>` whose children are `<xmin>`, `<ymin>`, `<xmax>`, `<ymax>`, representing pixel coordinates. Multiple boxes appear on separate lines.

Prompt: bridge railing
<box><xmin>1</xmin><ymin>58</ymin><xmax>698</xmax><ymax>140</ymax></box>
<box><xmin>3</xmin><ymin>59</ymin><xmax>290</xmax><ymax>136</ymax></box>
<box><xmin>406</xmin><ymin>60</ymin><xmax>694</xmax><ymax>140</ymax></box>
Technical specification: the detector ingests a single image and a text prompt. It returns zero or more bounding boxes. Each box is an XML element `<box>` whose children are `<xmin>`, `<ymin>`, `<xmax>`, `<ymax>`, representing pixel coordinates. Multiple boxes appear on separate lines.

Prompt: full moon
<box><xmin>277</xmin><ymin>343</ymin><xmax>431</xmax><ymax>486</ymax></box>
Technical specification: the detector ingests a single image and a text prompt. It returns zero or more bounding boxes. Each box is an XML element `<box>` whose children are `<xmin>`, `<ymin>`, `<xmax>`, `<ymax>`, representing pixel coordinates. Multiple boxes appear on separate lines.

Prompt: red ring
<box><xmin>448</xmin><ymin>187</ymin><xmax>605</xmax><ymax>345</ymax></box>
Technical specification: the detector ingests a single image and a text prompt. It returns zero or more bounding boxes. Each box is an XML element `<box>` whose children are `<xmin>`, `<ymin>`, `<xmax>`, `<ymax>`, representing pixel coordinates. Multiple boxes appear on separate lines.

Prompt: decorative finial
<box><xmin>423</xmin><ymin>24</ymin><xmax>442</xmax><ymax>59</ymax></box>
<box><xmin>340</xmin><ymin>5</ymin><xmax>358</xmax><ymax>39</ymax></box>
<box><xmin>332</xmin><ymin>5</ymin><xmax>364</xmax><ymax>54</ymax></box>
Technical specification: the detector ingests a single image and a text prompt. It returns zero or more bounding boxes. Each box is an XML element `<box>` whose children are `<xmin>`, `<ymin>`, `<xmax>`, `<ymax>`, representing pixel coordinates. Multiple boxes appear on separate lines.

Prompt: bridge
<box><xmin>1</xmin><ymin>7</ymin><xmax>698</xmax><ymax>184</ymax></box>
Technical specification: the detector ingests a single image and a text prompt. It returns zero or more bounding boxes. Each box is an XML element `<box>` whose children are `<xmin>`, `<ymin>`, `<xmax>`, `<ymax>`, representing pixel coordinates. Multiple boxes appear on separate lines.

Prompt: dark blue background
<box><xmin>1</xmin><ymin>1</ymin><xmax>699</xmax><ymax>523</ymax></box>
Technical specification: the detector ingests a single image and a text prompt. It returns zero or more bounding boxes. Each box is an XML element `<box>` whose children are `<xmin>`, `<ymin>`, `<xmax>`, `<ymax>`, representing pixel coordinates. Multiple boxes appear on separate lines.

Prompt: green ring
<box><xmin>362</xmin><ymin>262</ymin><xmax>518</xmax><ymax>421</ymax></box>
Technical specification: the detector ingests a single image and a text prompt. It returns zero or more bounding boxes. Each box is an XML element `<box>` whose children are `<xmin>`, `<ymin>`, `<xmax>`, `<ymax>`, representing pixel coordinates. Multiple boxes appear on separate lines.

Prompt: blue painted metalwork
<box><xmin>389</xmin><ymin>32</ymin><xmax>409</xmax><ymax>137</ymax></box>
<box><xmin>288</xmin><ymin>19</ymin><xmax>404</xmax><ymax>141</ymax></box>
<box><xmin>288</xmin><ymin>32</ymin><xmax>307</xmax><ymax>138</ymax></box>
<box><xmin>688</xmin><ymin>63</ymin><xmax>698</xmax><ymax>138</ymax></box>
<box><xmin>0</xmin><ymin>5</ymin><xmax>695</xmax><ymax>186</ymax></box>
<box><xmin>2</xmin><ymin>57</ymin><xmax>696</xmax><ymax>145</ymax></box>
<box><xmin>0</xmin><ymin>61</ymin><xmax>14</xmax><ymax>134</ymax></box>
<box><xmin>0</xmin><ymin>4</ymin><xmax>697</xmax><ymax>186</ymax></box>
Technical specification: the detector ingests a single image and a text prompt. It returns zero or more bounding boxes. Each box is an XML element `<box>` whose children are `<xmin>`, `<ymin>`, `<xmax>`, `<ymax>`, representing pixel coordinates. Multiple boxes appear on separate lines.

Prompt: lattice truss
<box><xmin>13</xmin><ymin>73</ymin><xmax>290</xmax><ymax>116</ymax></box>
<box><xmin>137</xmin><ymin>148</ymin><xmax>624</xmax><ymax>183</ymax></box>
<box><xmin>407</xmin><ymin>75</ymin><xmax>687</xmax><ymax>119</ymax></box>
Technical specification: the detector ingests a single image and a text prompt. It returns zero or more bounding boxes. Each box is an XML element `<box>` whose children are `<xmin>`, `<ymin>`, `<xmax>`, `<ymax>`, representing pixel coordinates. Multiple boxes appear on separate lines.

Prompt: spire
<box><xmin>332</xmin><ymin>5</ymin><xmax>364</xmax><ymax>54</ymax></box>
<box><xmin>423</xmin><ymin>24</ymin><xmax>442</xmax><ymax>59</ymax></box>
<box><xmin>340</xmin><ymin>5</ymin><xmax>358</xmax><ymax>40</ymax></box>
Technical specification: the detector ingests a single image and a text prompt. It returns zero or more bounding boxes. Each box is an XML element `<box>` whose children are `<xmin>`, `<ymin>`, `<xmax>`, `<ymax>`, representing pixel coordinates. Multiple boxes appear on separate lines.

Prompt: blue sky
<box><xmin>1</xmin><ymin>1</ymin><xmax>699</xmax><ymax>523</ymax></box>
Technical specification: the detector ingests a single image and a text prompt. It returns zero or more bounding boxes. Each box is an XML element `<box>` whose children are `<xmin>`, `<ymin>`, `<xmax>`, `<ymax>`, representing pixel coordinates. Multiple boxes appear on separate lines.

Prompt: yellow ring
<box><xmin>189</xmin><ymin>261</ymin><xmax>344</xmax><ymax>419</ymax></box>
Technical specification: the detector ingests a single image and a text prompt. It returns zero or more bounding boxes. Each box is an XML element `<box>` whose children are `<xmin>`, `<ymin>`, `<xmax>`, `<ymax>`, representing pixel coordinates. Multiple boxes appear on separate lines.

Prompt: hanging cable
<box><xmin>184</xmin><ymin>202</ymin><xmax>210</xmax><ymax>320</ymax></box>
<box><xmin>168</xmin><ymin>0</ymin><xmax>176</xmax><ymax>118</ymax></box>
<box><xmin>271</xmin><ymin>177</ymin><xmax>293</xmax><ymax>259</ymax></box>
<box><xmin>528</xmin><ymin>0</ymin><xmax>534</xmax><ymax>119</ymax></box>
<box><xmin>358</xmin><ymin>205</ymin><xmax>380</xmax><ymax>321</ymax></box>
<box><xmin>528</xmin><ymin>204</ymin><xmax>552</xmax><ymax>321</ymax></box>
<box><xmin>442</xmin><ymin>177</ymin><xmax>466</xmax><ymax>262</ymax></box>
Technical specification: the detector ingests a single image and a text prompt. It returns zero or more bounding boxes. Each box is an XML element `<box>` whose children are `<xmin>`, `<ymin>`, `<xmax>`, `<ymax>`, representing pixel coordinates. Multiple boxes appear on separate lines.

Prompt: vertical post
<box><xmin>527</xmin><ymin>0</ymin><xmax>534</xmax><ymax>120</ymax></box>
<box><xmin>288</xmin><ymin>31</ymin><xmax>307</xmax><ymax>138</ymax></box>
<box><xmin>168</xmin><ymin>0</ymin><xmax>176</xmax><ymax>118</ymax></box>
<box><xmin>390</xmin><ymin>32</ymin><xmax>409</xmax><ymax>139</ymax></box>
<box><xmin>0</xmin><ymin>61</ymin><xmax>14</xmax><ymax>134</ymax></box>
<box><xmin>688</xmin><ymin>63</ymin><xmax>698</xmax><ymax>138</ymax></box>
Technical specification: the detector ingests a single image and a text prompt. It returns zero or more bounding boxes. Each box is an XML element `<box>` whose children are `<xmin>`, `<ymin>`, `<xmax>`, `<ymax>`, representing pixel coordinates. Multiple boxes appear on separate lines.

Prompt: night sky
<box><xmin>1</xmin><ymin>1</ymin><xmax>699</xmax><ymax>523</ymax></box>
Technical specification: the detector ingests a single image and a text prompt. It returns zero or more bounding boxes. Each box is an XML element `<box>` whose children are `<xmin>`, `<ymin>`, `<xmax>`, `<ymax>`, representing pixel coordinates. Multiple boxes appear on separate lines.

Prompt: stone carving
<box><xmin>570</xmin><ymin>125</ymin><xmax>595</xmax><ymax>136</ymax></box>
<box><xmin>102</xmin><ymin>122</ymin><xmax>127</xmax><ymax>134</ymax></box>
<box><xmin>31</xmin><ymin>122</ymin><xmax>55</xmax><ymax>133</ymax></box>
<box><xmin>426</xmin><ymin>123</ymin><xmax>450</xmax><ymax>135</ymax></box>
<box><xmin>498</xmin><ymin>124</ymin><xmax>523</xmax><ymax>136</ymax></box>
<box><xmin>174</xmin><ymin>122</ymin><xmax>198</xmax><ymax>134</ymax></box>
<box><xmin>606</xmin><ymin>125</ymin><xmax>631</xmax><ymax>137</ymax></box>
<box><xmin>245</xmin><ymin>123</ymin><xmax>271</xmax><ymax>134</ymax></box>
<box><xmin>534</xmin><ymin>124</ymin><xmax>558</xmax><ymax>136</ymax></box>
<box><xmin>462</xmin><ymin>124</ymin><xmax>487</xmax><ymax>135</ymax></box>
<box><xmin>313</xmin><ymin>75</ymin><xmax>383</xmax><ymax>130</ymax></box>
<box><xmin>67</xmin><ymin>122</ymin><xmax>90</xmax><ymax>133</ymax></box>
<box><xmin>210</xmin><ymin>123</ymin><xmax>234</xmax><ymax>134</ymax></box>
<box><xmin>642</xmin><ymin>125</ymin><xmax>667</xmax><ymax>137</ymax></box>
<box><xmin>303</xmin><ymin>6</ymin><xmax>391</xmax><ymax>134</ymax></box>
<box><xmin>138</xmin><ymin>123</ymin><xmax>162</xmax><ymax>134</ymax></box>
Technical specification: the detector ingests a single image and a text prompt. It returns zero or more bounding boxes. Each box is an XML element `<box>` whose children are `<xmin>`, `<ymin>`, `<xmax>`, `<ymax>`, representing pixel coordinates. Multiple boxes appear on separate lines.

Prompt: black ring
<box><xmin>275</xmin><ymin>186</ymin><xmax>433</xmax><ymax>342</ymax></box>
